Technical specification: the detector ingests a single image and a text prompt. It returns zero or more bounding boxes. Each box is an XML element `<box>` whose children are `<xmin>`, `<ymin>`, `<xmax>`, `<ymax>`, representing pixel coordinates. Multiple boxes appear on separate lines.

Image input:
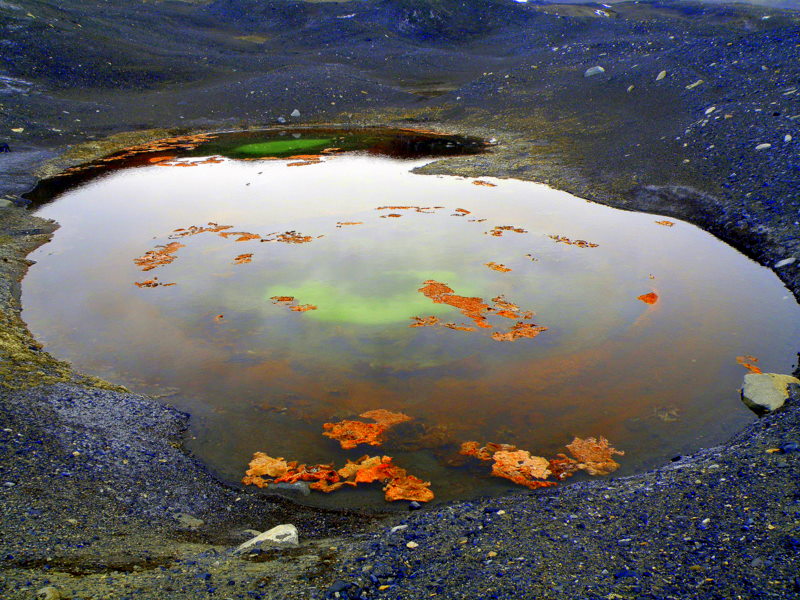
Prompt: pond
<box><xmin>22</xmin><ymin>128</ymin><xmax>800</xmax><ymax>509</ymax></box>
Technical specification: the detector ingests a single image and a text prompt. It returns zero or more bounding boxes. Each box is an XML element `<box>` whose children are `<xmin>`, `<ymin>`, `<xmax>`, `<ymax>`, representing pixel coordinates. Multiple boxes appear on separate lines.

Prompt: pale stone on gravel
<box><xmin>235</xmin><ymin>524</ymin><xmax>299</xmax><ymax>553</ymax></box>
<box><xmin>755</xmin><ymin>143</ymin><xmax>772</xmax><ymax>150</ymax></box>
<box><xmin>775</xmin><ymin>257</ymin><xmax>796</xmax><ymax>268</ymax></box>
<box><xmin>741</xmin><ymin>373</ymin><xmax>800</xmax><ymax>414</ymax></box>
<box><xmin>584</xmin><ymin>66</ymin><xmax>605</xmax><ymax>77</ymax></box>
<box><xmin>656</xmin><ymin>70</ymin><xmax>667</xmax><ymax>81</ymax></box>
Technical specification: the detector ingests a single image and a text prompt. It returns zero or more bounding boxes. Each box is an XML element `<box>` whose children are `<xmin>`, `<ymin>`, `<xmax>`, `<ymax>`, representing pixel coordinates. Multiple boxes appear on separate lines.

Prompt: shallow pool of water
<box><xmin>23</xmin><ymin>133</ymin><xmax>800</xmax><ymax>508</ymax></box>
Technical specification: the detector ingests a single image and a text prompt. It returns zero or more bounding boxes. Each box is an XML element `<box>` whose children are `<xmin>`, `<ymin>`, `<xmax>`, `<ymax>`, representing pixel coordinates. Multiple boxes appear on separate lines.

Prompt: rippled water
<box><xmin>23</xmin><ymin>138</ymin><xmax>800</xmax><ymax>508</ymax></box>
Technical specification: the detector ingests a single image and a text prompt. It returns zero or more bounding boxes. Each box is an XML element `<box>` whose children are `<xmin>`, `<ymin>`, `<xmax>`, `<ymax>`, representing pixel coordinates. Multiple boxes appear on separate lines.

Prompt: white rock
<box><xmin>704</xmin><ymin>106</ymin><xmax>716</xmax><ymax>115</ymax></box>
<box><xmin>627</xmin><ymin>85</ymin><xmax>634</xmax><ymax>93</ymax></box>
<box><xmin>584</xmin><ymin>66</ymin><xmax>605</xmax><ymax>77</ymax></box>
<box><xmin>775</xmin><ymin>257</ymin><xmax>796</xmax><ymax>268</ymax></box>
<box><xmin>37</xmin><ymin>587</ymin><xmax>61</xmax><ymax>600</ymax></box>
<box><xmin>290</xmin><ymin>109</ymin><xmax>301</xmax><ymax>117</ymax></box>
<box><xmin>741</xmin><ymin>373</ymin><xmax>800</xmax><ymax>414</ymax></box>
<box><xmin>685</xmin><ymin>79</ymin><xmax>704</xmax><ymax>90</ymax></box>
<box><xmin>755</xmin><ymin>143</ymin><xmax>772</xmax><ymax>150</ymax></box>
<box><xmin>390</xmin><ymin>525</ymin><xmax>408</xmax><ymax>533</ymax></box>
<box><xmin>406</xmin><ymin>541</ymin><xmax>419</xmax><ymax>549</ymax></box>
<box><xmin>656</xmin><ymin>70</ymin><xmax>667</xmax><ymax>81</ymax></box>
<box><xmin>277</xmin><ymin>116</ymin><xmax>286</xmax><ymax>124</ymax></box>
<box><xmin>785</xmin><ymin>134</ymin><xmax>793</xmax><ymax>142</ymax></box>
<box><xmin>235</xmin><ymin>524</ymin><xmax>299</xmax><ymax>553</ymax></box>
<box><xmin>0</xmin><ymin>199</ymin><xmax>13</xmax><ymax>209</ymax></box>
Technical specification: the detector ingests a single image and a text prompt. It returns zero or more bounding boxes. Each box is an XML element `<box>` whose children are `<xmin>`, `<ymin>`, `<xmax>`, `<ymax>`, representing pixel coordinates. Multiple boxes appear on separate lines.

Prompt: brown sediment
<box><xmin>270</xmin><ymin>296</ymin><xmax>317</xmax><ymax>312</ymax></box>
<box><xmin>453</xmin><ymin>208</ymin><xmax>471</xmax><ymax>216</ymax></box>
<box><xmin>655</xmin><ymin>220</ymin><xmax>675</xmax><ymax>227</ymax></box>
<box><xmin>336</xmin><ymin>222</ymin><xmax>364</xmax><ymax>228</ymax></box>
<box><xmin>409</xmin><ymin>315</ymin><xmax>440</xmax><ymax>328</ymax></box>
<box><xmin>376</xmin><ymin>205</ymin><xmax>442</xmax><ymax>214</ymax></box>
<box><xmin>472</xmin><ymin>180</ymin><xmax>497</xmax><ymax>187</ymax></box>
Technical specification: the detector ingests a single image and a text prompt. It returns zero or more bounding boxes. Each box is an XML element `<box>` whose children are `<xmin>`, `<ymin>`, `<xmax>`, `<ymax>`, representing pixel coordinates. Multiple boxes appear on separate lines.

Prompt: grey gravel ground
<box><xmin>1</xmin><ymin>1</ymin><xmax>799</xmax><ymax>598</ymax></box>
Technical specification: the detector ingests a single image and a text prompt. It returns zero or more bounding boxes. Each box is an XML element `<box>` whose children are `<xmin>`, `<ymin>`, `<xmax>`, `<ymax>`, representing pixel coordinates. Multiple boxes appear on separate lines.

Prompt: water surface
<box><xmin>23</xmin><ymin>139</ymin><xmax>800</xmax><ymax>508</ymax></box>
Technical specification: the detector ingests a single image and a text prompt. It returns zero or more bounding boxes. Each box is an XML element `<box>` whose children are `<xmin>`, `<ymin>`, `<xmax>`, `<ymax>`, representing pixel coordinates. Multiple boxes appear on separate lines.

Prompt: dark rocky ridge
<box><xmin>1</xmin><ymin>1</ymin><xmax>799</xmax><ymax>598</ymax></box>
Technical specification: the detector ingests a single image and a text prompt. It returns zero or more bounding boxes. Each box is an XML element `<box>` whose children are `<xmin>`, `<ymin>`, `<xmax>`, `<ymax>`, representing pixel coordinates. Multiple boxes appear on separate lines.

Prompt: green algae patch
<box><xmin>232</xmin><ymin>138</ymin><xmax>333</xmax><ymax>157</ymax></box>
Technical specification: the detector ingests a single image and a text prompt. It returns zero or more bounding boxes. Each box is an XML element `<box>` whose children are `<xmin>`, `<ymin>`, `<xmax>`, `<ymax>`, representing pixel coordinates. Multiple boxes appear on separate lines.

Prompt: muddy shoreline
<box><xmin>1</xmin><ymin>1</ymin><xmax>799</xmax><ymax>598</ymax></box>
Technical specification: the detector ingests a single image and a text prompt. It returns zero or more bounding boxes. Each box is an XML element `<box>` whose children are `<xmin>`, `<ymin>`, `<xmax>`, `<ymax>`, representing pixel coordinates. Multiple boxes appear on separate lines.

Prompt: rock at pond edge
<box><xmin>740</xmin><ymin>373</ymin><xmax>800</xmax><ymax>415</ymax></box>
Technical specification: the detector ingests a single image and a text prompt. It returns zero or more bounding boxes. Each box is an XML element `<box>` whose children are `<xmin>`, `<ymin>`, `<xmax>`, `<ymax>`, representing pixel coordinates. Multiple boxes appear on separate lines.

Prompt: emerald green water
<box><xmin>23</xmin><ymin>149</ymin><xmax>800</xmax><ymax>508</ymax></box>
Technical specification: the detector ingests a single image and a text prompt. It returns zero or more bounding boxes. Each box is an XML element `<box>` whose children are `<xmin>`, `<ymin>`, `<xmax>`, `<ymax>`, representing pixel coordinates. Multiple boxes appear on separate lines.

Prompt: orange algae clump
<box><xmin>133</xmin><ymin>241</ymin><xmax>185</xmax><ymax>271</ymax></box>
<box><xmin>736</xmin><ymin>355</ymin><xmax>763</xmax><ymax>374</ymax></box>
<box><xmin>263</xmin><ymin>231</ymin><xmax>314</xmax><ymax>244</ymax></box>
<box><xmin>170</xmin><ymin>222</ymin><xmax>233</xmax><ymax>238</ymax></box>
<box><xmin>490</xmin><ymin>450</ymin><xmax>556</xmax><ymax>490</ymax></box>
<box><xmin>443</xmin><ymin>323</ymin><xmax>474</xmax><ymax>332</ymax></box>
<box><xmin>655</xmin><ymin>220</ymin><xmax>675</xmax><ymax>227</ymax></box>
<box><xmin>241</xmin><ymin>452</ymin><xmax>290</xmax><ymax>487</ymax></box>
<box><xmin>487</xmin><ymin>225</ymin><xmax>527</xmax><ymax>237</ymax></box>
<box><xmin>218</xmin><ymin>231</ymin><xmax>262</xmax><ymax>242</ymax></box>
<box><xmin>485</xmin><ymin>262</ymin><xmax>512</xmax><ymax>273</ymax></box>
<box><xmin>548</xmin><ymin>235</ymin><xmax>599</xmax><ymax>248</ymax></box>
<box><xmin>383</xmin><ymin>469</ymin><xmax>434</xmax><ymax>503</ymax></box>
<box><xmin>453</xmin><ymin>208</ymin><xmax>471</xmax><ymax>216</ymax></box>
<box><xmin>472</xmin><ymin>180</ymin><xmax>497</xmax><ymax>187</ymax></box>
<box><xmin>459</xmin><ymin>441</ymin><xmax>518</xmax><ymax>461</ymax></box>
<box><xmin>233</xmin><ymin>253</ymin><xmax>253</xmax><ymax>265</ymax></box>
<box><xmin>134</xmin><ymin>278</ymin><xmax>176</xmax><ymax>288</ymax></box>
<box><xmin>290</xmin><ymin>304</ymin><xmax>317</xmax><ymax>312</ymax></box>
<box><xmin>418</xmin><ymin>280</ymin><xmax>491</xmax><ymax>329</ymax></box>
<box><xmin>409</xmin><ymin>315</ymin><xmax>440</xmax><ymax>328</ymax></box>
<box><xmin>565</xmin><ymin>436</ymin><xmax>625</xmax><ymax>476</ymax></box>
<box><xmin>491</xmin><ymin>322</ymin><xmax>548</xmax><ymax>342</ymax></box>
<box><xmin>271</xmin><ymin>296</ymin><xmax>316</xmax><ymax>312</ymax></box>
<box><xmin>323</xmin><ymin>410</ymin><xmax>412</xmax><ymax>449</ymax></box>
<box><xmin>336</xmin><ymin>222</ymin><xmax>363</xmax><ymax>228</ymax></box>
<box><xmin>338</xmin><ymin>455</ymin><xmax>395</xmax><ymax>484</ymax></box>
<box><xmin>637</xmin><ymin>292</ymin><xmax>659</xmax><ymax>305</ymax></box>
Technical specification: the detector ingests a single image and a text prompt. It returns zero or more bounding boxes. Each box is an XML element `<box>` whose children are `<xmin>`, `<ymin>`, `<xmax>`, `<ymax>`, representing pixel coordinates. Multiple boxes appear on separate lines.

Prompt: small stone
<box><xmin>685</xmin><ymin>79</ymin><xmax>704</xmax><ymax>90</ymax></box>
<box><xmin>10</xmin><ymin>127</ymin><xmax>24</xmax><ymax>133</ymax></box>
<box><xmin>290</xmin><ymin>109</ymin><xmax>301</xmax><ymax>117</ymax></box>
<box><xmin>408</xmin><ymin>501</ymin><xmax>422</xmax><ymax>510</ymax></box>
<box><xmin>704</xmin><ymin>106</ymin><xmax>716</xmax><ymax>115</ymax></box>
<box><xmin>36</xmin><ymin>587</ymin><xmax>61</xmax><ymax>600</ymax></box>
<box><xmin>390</xmin><ymin>525</ymin><xmax>408</xmax><ymax>533</ymax></box>
<box><xmin>406</xmin><ymin>541</ymin><xmax>418</xmax><ymax>549</ymax></box>
<box><xmin>627</xmin><ymin>85</ymin><xmax>634</xmax><ymax>92</ymax></box>
<box><xmin>741</xmin><ymin>373</ymin><xmax>800</xmax><ymax>414</ymax></box>
<box><xmin>235</xmin><ymin>524</ymin><xmax>299</xmax><ymax>553</ymax></box>
<box><xmin>755</xmin><ymin>143</ymin><xmax>772</xmax><ymax>150</ymax></box>
<box><xmin>3</xmin><ymin>481</ymin><xmax>14</xmax><ymax>487</ymax></box>
<box><xmin>0</xmin><ymin>199</ymin><xmax>13</xmax><ymax>209</ymax></box>
<box><xmin>584</xmin><ymin>66</ymin><xmax>605</xmax><ymax>77</ymax></box>
<box><xmin>775</xmin><ymin>257</ymin><xmax>796</xmax><ymax>268</ymax></box>
<box><xmin>487</xmin><ymin>551</ymin><xmax>498</xmax><ymax>557</ymax></box>
<box><xmin>174</xmin><ymin>513</ymin><xmax>204</xmax><ymax>529</ymax></box>
<box><xmin>785</xmin><ymin>134</ymin><xmax>793</xmax><ymax>142</ymax></box>
<box><xmin>656</xmin><ymin>70</ymin><xmax>667</xmax><ymax>81</ymax></box>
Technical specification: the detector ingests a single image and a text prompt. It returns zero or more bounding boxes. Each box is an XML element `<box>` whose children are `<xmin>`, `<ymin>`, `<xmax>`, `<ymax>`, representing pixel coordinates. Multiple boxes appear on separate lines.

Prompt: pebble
<box><xmin>627</xmin><ymin>85</ymin><xmax>634</xmax><ymax>92</ymax></box>
<box><xmin>406</xmin><ymin>541</ymin><xmax>419</xmax><ymax>549</ymax></box>
<box><xmin>291</xmin><ymin>109</ymin><xmax>301</xmax><ymax>117</ymax></box>
<box><xmin>656</xmin><ymin>70</ymin><xmax>667</xmax><ymax>81</ymax></box>
<box><xmin>755</xmin><ymin>143</ymin><xmax>772</xmax><ymax>150</ymax></box>
<box><xmin>785</xmin><ymin>134</ymin><xmax>793</xmax><ymax>142</ymax></box>
<box><xmin>0</xmin><ymin>199</ymin><xmax>13</xmax><ymax>209</ymax></box>
<box><xmin>686</xmin><ymin>79</ymin><xmax>704</xmax><ymax>90</ymax></box>
<box><xmin>174</xmin><ymin>513</ymin><xmax>204</xmax><ymax>529</ymax></box>
<box><xmin>584</xmin><ymin>66</ymin><xmax>605</xmax><ymax>77</ymax></box>
<box><xmin>390</xmin><ymin>525</ymin><xmax>408</xmax><ymax>533</ymax></box>
<box><xmin>277</xmin><ymin>116</ymin><xmax>286</xmax><ymax>123</ymax></box>
<box><xmin>741</xmin><ymin>372</ymin><xmax>800</xmax><ymax>414</ymax></box>
<box><xmin>3</xmin><ymin>481</ymin><xmax>15</xmax><ymax>487</ymax></box>
<box><xmin>36</xmin><ymin>587</ymin><xmax>61</xmax><ymax>600</ymax></box>
<box><xmin>705</xmin><ymin>106</ymin><xmax>716</xmax><ymax>115</ymax></box>
<box><xmin>775</xmin><ymin>257</ymin><xmax>796</xmax><ymax>268</ymax></box>
<box><xmin>409</xmin><ymin>501</ymin><xmax>422</xmax><ymax>510</ymax></box>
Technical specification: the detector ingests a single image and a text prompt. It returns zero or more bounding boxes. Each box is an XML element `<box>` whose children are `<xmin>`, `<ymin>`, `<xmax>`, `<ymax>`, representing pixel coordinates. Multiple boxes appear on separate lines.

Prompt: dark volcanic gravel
<box><xmin>1</xmin><ymin>1</ymin><xmax>799</xmax><ymax>598</ymax></box>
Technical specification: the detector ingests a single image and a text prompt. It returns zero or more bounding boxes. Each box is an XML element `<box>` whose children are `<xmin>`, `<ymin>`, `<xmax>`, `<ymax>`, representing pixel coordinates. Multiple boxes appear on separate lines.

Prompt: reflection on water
<box><xmin>23</xmin><ymin>148</ymin><xmax>800</xmax><ymax>508</ymax></box>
